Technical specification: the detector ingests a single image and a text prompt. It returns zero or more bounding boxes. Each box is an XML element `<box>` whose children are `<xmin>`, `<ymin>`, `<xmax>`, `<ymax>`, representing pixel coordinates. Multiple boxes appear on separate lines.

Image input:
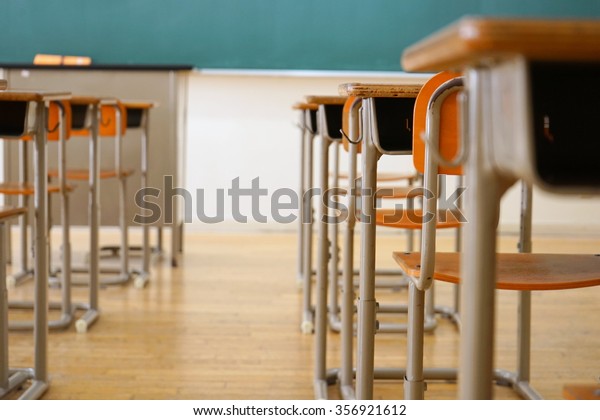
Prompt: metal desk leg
<box><xmin>0</xmin><ymin>222</ymin><xmax>9</xmax><ymax>392</ymax></box>
<box><xmin>23</xmin><ymin>100</ymin><xmax>50</xmax><ymax>399</ymax></box>
<box><xmin>301</xmin><ymin>130</ymin><xmax>315</xmax><ymax>334</ymax></box>
<box><xmin>8</xmin><ymin>141</ymin><xmax>33</xmax><ymax>286</ymax></box>
<box><xmin>328</xmin><ymin>140</ymin><xmax>340</xmax><ymax>326</ymax></box>
<box><xmin>57</xmin><ymin>103</ymin><xmax>73</xmax><ymax>326</ymax></box>
<box><xmin>458</xmin><ymin>69</ymin><xmax>502</xmax><ymax>399</ymax></box>
<box><xmin>340</xmin><ymin>99</ymin><xmax>361</xmax><ymax>400</ymax></box>
<box><xmin>76</xmin><ymin>104</ymin><xmax>101</xmax><ymax>333</ymax></box>
<box><xmin>314</xmin><ymin>127</ymin><xmax>331</xmax><ymax>399</ymax></box>
<box><xmin>171</xmin><ymin>220</ymin><xmax>180</xmax><ymax>267</ymax></box>
<box><xmin>297</xmin><ymin>110</ymin><xmax>306</xmax><ymax>283</ymax></box>
<box><xmin>356</xmin><ymin>99</ymin><xmax>378</xmax><ymax>400</ymax></box>
<box><xmin>137</xmin><ymin>109</ymin><xmax>151</xmax><ymax>288</ymax></box>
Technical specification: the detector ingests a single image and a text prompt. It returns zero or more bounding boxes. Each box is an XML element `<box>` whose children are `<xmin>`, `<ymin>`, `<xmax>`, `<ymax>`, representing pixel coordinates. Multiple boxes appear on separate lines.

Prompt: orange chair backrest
<box><xmin>412</xmin><ymin>71</ymin><xmax>462</xmax><ymax>176</ymax></box>
<box><xmin>342</xmin><ymin>96</ymin><xmax>360</xmax><ymax>153</ymax></box>
<box><xmin>99</xmin><ymin>103</ymin><xmax>127</xmax><ymax>137</ymax></box>
<box><xmin>47</xmin><ymin>100</ymin><xmax>72</xmax><ymax>141</ymax></box>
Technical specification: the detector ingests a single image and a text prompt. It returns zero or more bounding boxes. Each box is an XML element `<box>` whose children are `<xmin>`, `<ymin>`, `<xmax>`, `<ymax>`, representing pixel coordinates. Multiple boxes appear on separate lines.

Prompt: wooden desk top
<box><xmin>70</xmin><ymin>96</ymin><xmax>101</xmax><ymax>105</ymax></box>
<box><xmin>69</xmin><ymin>97</ymin><xmax>128</xmax><ymax>106</ymax></box>
<box><xmin>339</xmin><ymin>83</ymin><xmax>422</xmax><ymax>98</ymax></box>
<box><xmin>305</xmin><ymin>95</ymin><xmax>346</xmax><ymax>106</ymax></box>
<box><xmin>0</xmin><ymin>90</ymin><xmax>70</xmax><ymax>102</ymax></box>
<box><xmin>122</xmin><ymin>100</ymin><xmax>158</xmax><ymax>109</ymax></box>
<box><xmin>0</xmin><ymin>80</ymin><xmax>6</xmax><ymax>90</ymax></box>
<box><xmin>402</xmin><ymin>17</ymin><xmax>600</xmax><ymax>72</ymax></box>
<box><xmin>99</xmin><ymin>98</ymin><xmax>120</xmax><ymax>106</ymax></box>
<box><xmin>0</xmin><ymin>206</ymin><xmax>27</xmax><ymax>221</ymax></box>
<box><xmin>292</xmin><ymin>102</ymin><xmax>318</xmax><ymax>111</ymax></box>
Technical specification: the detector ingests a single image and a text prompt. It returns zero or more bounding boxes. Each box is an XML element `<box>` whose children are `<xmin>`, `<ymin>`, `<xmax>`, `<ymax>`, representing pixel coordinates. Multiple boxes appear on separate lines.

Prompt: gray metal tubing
<box><xmin>297</xmin><ymin>110</ymin><xmax>306</xmax><ymax>281</ymax></box>
<box><xmin>328</xmin><ymin>304</ymin><xmax>438</xmax><ymax>334</ymax></box>
<box><xmin>139</xmin><ymin>108</ymin><xmax>151</xmax><ymax>286</ymax></box>
<box><xmin>328</xmin><ymin>139</ymin><xmax>341</xmax><ymax>322</ymax></box>
<box><xmin>417</xmin><ymin>78</ymin><xmax>464</xmax><ymax>292</ymax></box>
<box><xmin>11</xmin><ymin>140</ymin><xmax>34</xmax><ymax>286</ymax></box>
<box><xmin>8</xmin><ymin>104</ymin><xmax>75</xmax><ymax>331</ymax></box>
<box><xmin>404</xmin><ymin>78</ymin><xmax>465</xmax><ymax>400</ymax></box>
<box><xmin>116</xmin><ymin>106</ymin><xmax>129</xmax><ymax>279</ymax></box>
<box><xmin>356</xmin><ymin>98</ymin><xmax>378</xmax><ymax>400</ymax></box>
<box><xmin>314</xmin><ymin>104</ymin><xmax>331</xmax><ymax>399</ymax></box>
<box><xmin>2</xmin><ymin>370</ymin><xmax>31</xmax><ymax>398</ymax></box>
<box><xmin>58</xmin><ymin>103</ymin><xmax>73</xmax><ymax>321</ymax></box>
<box><xmin>300</xmin><ymin>129</ymin><xmax>315</xmax><ymax>333</ymax></box>
<box><xmin>19</xmin><ymin>139</ymin><xmax>29</xmax><ymax>273</ymax></box>
<box><xmin>341</xmin><ymin>98</ymin><xmax>360</xmax><ymax>395</ymax></box>
<box><xmin>459</xmin><ymin>68</ymin><xmax>501</xmax><ymax>399</ymax></box>
<box><xmin>4</xmin><ymin>223</ymin><xmax>10</xmax><ymax>266</ymax></box>
<box><xmin>171</xmin><ymin>220</ymin><xmax>180</xmax><ymax>268</ymax></box>
<box><xmin>493</xmin><ymin>368</ymin><xmax>542</xmax><ymax>400</ymax></box>
<box><xmin>1</xmin><ymin>222</ymin><xmax>9</xmax><ymax>392</ymax></box>
<box><xmin>157</xmin><ymin>226</ymin><xmax>163</xmax><ymax>253</ymax></box>
<box><xmin>344</xmin><ymin>367</ymin><xmax>458</xmax><ymax>381</ymax></box>
<box><xmin>405</xmin><ymin>283</ymin><xmax>426</xmax><ymax>399</ymax></box>
<box><xmin>33</xmin><ymin>99</ymin><xmax>50</xmax><ymax>388</ymax></box>
<box><xmin>405</xmin><ymin>177</ymin><xmax>414</xmax><ymax>252</ymax></box>
<box><xmin>453</xmin><ymin>175</ymin><xmax>464</xmax><ymax>315</ymax></box>
<box><xmin>94</xmin><ymin>104</ymin><xmax>132</xmax><ymax>286</ymax></box>
<box><xmin>76</xmin><ymin>103</ymin><xmax>101</xmax><ymax>333</ymax></box>
<box><xmin>516</xmin><ymin>181</ymin><xmax>533</xmax><ymax>387</ymax></box>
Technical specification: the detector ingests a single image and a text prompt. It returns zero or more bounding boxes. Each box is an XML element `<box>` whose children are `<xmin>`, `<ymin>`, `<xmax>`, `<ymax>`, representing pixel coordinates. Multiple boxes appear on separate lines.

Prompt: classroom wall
<box><xmin>184</xmin><ymin>71</ymin><xmax>600</xmax><ymax>235</ymax></box>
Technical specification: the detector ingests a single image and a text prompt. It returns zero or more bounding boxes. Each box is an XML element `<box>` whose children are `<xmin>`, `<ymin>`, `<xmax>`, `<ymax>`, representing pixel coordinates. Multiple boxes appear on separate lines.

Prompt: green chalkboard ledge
<box><xmin>0</xmin><ymin>63</ymin><xmax>194</xmax><ymax>71</ymax></box>
<box><xmin>195</xmin><ymin>68</ymin><xmax>433</xmax><ymax>80</ymax></box>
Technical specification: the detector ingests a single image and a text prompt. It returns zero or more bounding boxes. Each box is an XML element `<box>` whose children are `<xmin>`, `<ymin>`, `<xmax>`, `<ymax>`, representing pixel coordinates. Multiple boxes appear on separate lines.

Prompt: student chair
<box><xmin>402</xmin><ymin>17</ymin><xmax>600</xmax><ymax>399</ymax></box>
<box><xmin>293</xmin><ymin>101</ymin><xmax>318</xmax><ymax>286</ymax></box>
<box><xmin>297</xmin><ymin>97</ymin><xmax>418</xmax><ymax>337</ymax></box>
<box><xmin>0</xmin><ymin>89</ymin><xmax>71</xmax><ymax>398</ymax></box>
<box><xmin>98</xmin><ymin>100</ymin><xmax>157</xmax><ymax>288</ymax></box>
<box><xmin>323</xmin><ymin>79</ymin><xmax>463</xmax><ymax>400</ymax></box>
<box><xmin>0</xmin><ymin>206</ymin><xmax>30</xmax><ymax>398</ymax></box>
<box><xmin>393</xmin><ymin>73</ymin><xmax>600</xmax><ymax>400</ymax></box>
<box><xmin>50</xmin><ymin>100</ymin><xmax>139</xmax><ymax>288</ymax></box>
<box><xmin>0</xmin><ymin>100</ymin><xmax>101</xmax><ymax>333</ymax></box>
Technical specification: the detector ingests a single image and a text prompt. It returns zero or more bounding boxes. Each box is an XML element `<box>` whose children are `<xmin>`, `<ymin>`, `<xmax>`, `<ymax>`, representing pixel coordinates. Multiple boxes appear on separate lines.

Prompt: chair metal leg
<box><xmin>405</xmin><ymin>282</ymin><xmax>426</xmax><ymax>399</ymax></box>
<box><xmin>328</xmin><ymin>140</ymin><xmax>340</xmax><ymax>327</ymax></box>
<box><xmin>9</xmin><ymin>142</ymin><xmax>34</xmax><ymax>286</ymax></box>
<box><xmin>300</xmin><ymin>131</ymin><xmax>315</xmax><ymax>334</ymax></box>
<box><xmin>171</xmin><ymin>221</ymin><xmax>180</xmax><ymax>267</ymax></box>
<box><xmin>1</xmin><ymin>222</ymin><xmax>9</xmax><ymax>392</ymax></box>
<box><xmin>356</xmin><ymin>100</ymin><xmax>378</xmax><ymax>400</ymax></box>
<box><xmin>297</xmin><ymin>111</ymin><xmax>306</xmax><ymax>283</ymax></box>
<box><xmin>314</xmin><ymin>128</ymin><xmax>331</xmax><ymax>399</ymax></box>
<box><xmin>29</xmin><ymin>101</ymin><xmax>50</xmax><ymax>398</ymax></box>
<box><xmin>340</xmin><ymin>102</ymin><xmax>360</xmax><ymax>399</ymax></box>
<box><xmin>137</xmin><ymin>113</ymin><xmax>152</xmax><ymax>288</ymax></box>
<box><xmin>75</xmin><ymin>105</ymin><xmax>101</xmax><ymax>333</ymax></box>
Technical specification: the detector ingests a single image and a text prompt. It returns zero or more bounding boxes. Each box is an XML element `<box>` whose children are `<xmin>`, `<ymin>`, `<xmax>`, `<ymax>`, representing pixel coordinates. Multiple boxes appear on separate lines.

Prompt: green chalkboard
<box><xmin>1</xmin><ymin>0</ymin><xmax>598</xmax><ymax>71</ymax></box>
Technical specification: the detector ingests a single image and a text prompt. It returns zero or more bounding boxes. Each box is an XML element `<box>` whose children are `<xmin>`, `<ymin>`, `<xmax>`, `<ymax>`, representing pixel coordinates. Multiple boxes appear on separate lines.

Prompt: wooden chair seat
<box><xmin>0</xmin><ymin>206</ymin><xmax>27</xmax><ymax>220</ymax></box>
<box><xmin>338</xmin><ymin>186</ymin><xmax>422</xmax><ymax>199</ymax></box>
<box><xmin>47</xmin><ymin>169</ymin><xmax>135</xmax><ymax>180</ymax></box>
<box><xmin>337</xmin><ymin>171</ymin><xmax>417</xmax><ymax>182</ymax></box>
<box><xmin>0</xmin><ymin>182</ymin><xmax>75</xmax><ymax>195</ymax></box>
<box><xmin>563</xmin><ymin>384</ymin><xmax>600</xmax><ymax>400</ymax></box>
<box><xmin>292</xmin><ymin>102</ymin><xmax>318</xmax><ymax>111</ymax></box>
<box><xmin>374</xmin><ymin>209</ymin><xmax>462</xmax><ymax>230</ymax></box>
<box><xmin>393</xmin><ymin>252</ymin><xmax>600</xmax><ymax>291</ymax></box>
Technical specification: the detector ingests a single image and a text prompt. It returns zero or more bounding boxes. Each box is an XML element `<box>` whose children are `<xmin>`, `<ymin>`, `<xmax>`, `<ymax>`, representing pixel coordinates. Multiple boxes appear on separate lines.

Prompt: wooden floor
<box><xmin>6</xmin><ymin>229</ymin><xmax>600</xmax><ymax>400</ymax></box>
